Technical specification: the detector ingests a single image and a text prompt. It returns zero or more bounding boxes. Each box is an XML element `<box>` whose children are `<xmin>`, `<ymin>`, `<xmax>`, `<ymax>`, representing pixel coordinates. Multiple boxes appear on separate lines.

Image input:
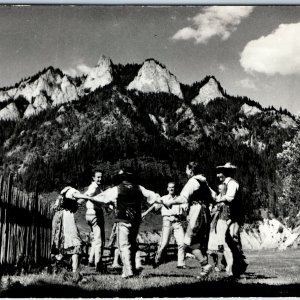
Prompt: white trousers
<box><xmin>86</xmin><ymin>213</ymin><xmax>105</xmax><ymax>266</ymax></box>
<box><xmin>117</xmin><ymin>221</ymin><xmax>139</xmax><ymax>277</ymax></box>
<box><xmin>155</xmin><ymin>216</ymin><xmax>185</xmax><ymax>267</ymax></box>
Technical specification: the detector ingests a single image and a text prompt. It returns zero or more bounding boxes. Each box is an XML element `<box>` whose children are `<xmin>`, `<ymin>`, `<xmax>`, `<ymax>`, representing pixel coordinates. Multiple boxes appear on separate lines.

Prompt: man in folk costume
<box><xmin>85</xmin><ymin>170</ymin><xmax>105</xmax><ymax>272</ymax></box>
<box><xmin>162</xmin><ymin>162</ymin><xmax>216</xmax><ymax>276</ymax></box>
<box><xmin>93</xmin><ymin>167</ymin><xmax>160</xmax><ymax>278</ymax></box>
<box><xmin>215</xmin><ymin>162</ymin><xmax>247</xmax><ymax>277</ymax></box>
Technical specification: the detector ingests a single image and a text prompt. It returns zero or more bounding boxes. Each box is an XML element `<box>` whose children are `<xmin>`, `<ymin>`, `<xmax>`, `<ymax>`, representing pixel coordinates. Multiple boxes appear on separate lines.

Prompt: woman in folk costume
<box><xmin>207</xmin><ymin>183</ymin><xmax>229</xmax><ymax>272</ymax></box>
<box><xmin>215</xmin><ymin>162</ymin><xmax>248</xmax><ymax>277</ymax></box>
<box><xmin>162</xmin><ymin>162</ymin><xmax>216</xmax><ymax>276</ymax></box>
<box><xmin>51</xmin><ymin>186</ymin><xmax>96</xmax><ymax>276</ymax></box>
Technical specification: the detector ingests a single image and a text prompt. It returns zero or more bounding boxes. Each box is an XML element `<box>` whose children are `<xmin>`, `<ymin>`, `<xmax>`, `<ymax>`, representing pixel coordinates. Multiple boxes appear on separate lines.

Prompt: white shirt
<box><xmin>85</xmin><ymin>182</ymin><xmax>103</xmax><ymax>213</ymax></box>
<box><xmin>94</xmin><ymin>185</ymin><xmax>159</xmax><ymax>205</ymax></box>
<box><xmin>157</xmin><ymin>194</ymin><xmax>187</xmax><ymax>216</ymax></box>
<box><xmin>62</xmin><ymin>187</ymin><xmax>79</xmax><ymax>200</ymax></box>
<box><xmin>179</xmin><ymin>175</ymin><xmax>216</xmax><ymax>203</ymax></box>
<box><xmin>222</xmin><ymin>177</ymin><xmax>239</xmax><ymax>202</ymax></box>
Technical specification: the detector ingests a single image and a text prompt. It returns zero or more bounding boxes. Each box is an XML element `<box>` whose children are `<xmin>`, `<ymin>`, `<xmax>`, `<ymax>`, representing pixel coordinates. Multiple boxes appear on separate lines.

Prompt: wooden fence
<box><xmin>0</xmin><ymin>174</ymin><xmax>52</xmax><ymax>270</ymax></box>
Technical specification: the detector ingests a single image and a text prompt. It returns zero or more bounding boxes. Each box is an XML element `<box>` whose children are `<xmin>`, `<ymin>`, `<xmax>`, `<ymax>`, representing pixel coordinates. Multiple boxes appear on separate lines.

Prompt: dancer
<box><xmin>93</xmin><ymin>167</ymin><xmax>160</xmax><ymax>278</ymax></box>
<box><xmin>151</xmin><ymin>181</ymin><xmax>187</xmax><ymax>269</ymax></box>
<box><xmin>162</xmin><ymin>162</ymin><xmax>216</xmax><ymax>276</ymax></box>
<box><xmin>85</xmin><ymin>170</ymin><xmax>105</xmax><ymax>272</ymax></box>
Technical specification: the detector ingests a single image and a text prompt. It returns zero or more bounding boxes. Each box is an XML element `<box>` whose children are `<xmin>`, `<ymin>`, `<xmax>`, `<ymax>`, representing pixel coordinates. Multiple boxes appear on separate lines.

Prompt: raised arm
<box><xmin>139</xmin><ymin>186</ymin><xmax>161</xmax><ymax>205</ymax></box>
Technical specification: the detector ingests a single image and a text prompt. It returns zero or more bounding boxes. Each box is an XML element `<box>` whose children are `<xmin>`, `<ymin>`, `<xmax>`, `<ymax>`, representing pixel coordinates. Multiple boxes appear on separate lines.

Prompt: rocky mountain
<box><xmin>81</xmin><ymin>55</ymin><xmax>113</xmax><ymax>93</ymax></box>
<box><xmin>0</xmin><ymin>55</ymin><xmax>299</xmax><ymax>234</ymax></box>
<box><xmin>127</xmin><ymin>59</ymin><xmax>183</xmax><ymax>99</ymax></box>
<box><xmin>191</xmin><ymin>76</ymin><xmax>225</xmax><ymax>106</ymax></box>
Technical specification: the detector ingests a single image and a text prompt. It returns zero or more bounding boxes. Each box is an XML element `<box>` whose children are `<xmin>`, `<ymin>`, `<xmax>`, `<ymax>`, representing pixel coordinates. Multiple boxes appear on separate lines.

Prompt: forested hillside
<box><xmin>0</xmin><ymin>58</ymin><xmax>298</xmax><ymax>223</ymax></box>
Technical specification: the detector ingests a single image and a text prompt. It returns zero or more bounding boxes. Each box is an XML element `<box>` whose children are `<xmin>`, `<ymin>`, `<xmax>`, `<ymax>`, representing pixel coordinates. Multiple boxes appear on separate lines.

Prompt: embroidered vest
<box><xmin>116</xmin><ymin>182</ymin><xmax>144</xmax><ymax>223</ymax></box>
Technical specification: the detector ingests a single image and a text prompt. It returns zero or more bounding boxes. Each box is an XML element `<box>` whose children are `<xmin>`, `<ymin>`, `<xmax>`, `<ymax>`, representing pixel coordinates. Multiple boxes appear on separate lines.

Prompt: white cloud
<box><xmin>63</xmin><ymin>63</ymin><xmax>92</xmax><ymax>77</ymax></box>
<box><xmin>172</xmin><ymin>6</ymin><xmax>254</xmax><ymax>44</ymax></box>
<box><xmin>237</xmin><ymin>78</ymin><xmax>257</xmax><ymax>90</ymax></box>
<box><xmin>240</xmin><ymin>23</ymin><xmax>300</xmax><ymax>75</ymax></box>
<box><xmin>77</xmin><ymin>63</ymin><xmax>92</xmax><ymax>74</ymax></box>
<box><xmin>63</xmin><ymin>68</ymin><xmax>78</xmax><ymax>77</ymax></box>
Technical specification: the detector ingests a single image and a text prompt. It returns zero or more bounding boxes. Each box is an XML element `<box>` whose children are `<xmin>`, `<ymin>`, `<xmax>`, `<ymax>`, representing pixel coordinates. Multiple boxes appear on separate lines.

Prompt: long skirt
<box><xmin>51</xmin><ymin>210</ymin><xmax>82</xmax><ymax>256</ymax></box>
<box><xmin>183</xmin><ymin>203</ymin><xmax>210</xmax><ymax>250</ymax></box>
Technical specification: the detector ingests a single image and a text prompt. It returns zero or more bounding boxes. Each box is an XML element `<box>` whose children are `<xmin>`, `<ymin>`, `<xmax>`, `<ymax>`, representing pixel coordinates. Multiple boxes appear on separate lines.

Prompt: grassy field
<box><xmin>1</xmin><ymin>248</ymin><xmax>300</xmax><ymax>297</ymax></box>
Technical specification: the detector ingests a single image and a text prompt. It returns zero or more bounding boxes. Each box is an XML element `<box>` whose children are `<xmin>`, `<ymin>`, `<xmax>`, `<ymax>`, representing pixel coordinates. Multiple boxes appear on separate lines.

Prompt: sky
<box><xmin>1</xmin><ymin>5</ymin><xmax>300</xmax><ymax>113</ymax></box>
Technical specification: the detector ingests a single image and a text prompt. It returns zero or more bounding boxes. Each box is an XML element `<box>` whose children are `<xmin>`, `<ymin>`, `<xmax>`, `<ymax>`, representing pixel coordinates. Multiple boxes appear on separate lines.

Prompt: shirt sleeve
<box><xmin>65</xmin><ymin>187</ymin><xmax>80</xmax><ymax>200</ymax></box>
<box><xmin>223</xmin><ymin>181</ymin><xmax>239</xmax><ymax>202</ymax></box>
<box><xmin>93</xmin><ymin>186</ymin><xmax>118</xmax><ymax>204</ymax></box>
<box><xmin>85</xmin><ymin>183</ymin><xmax>98</xmax><ymax>197</ymax></box>
<box><xmin>139</xmin><ymin>186</ymin><xmax>159</xmax><ymax>204</ymax></box>
<box><xmin>179</xmin><ymin>178</ymin><xmax>200</xmax><ymax>203</ymax></box>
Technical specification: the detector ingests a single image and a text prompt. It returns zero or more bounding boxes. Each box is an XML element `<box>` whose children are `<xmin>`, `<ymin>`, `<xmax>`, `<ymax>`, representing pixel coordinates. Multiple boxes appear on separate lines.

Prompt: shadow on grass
<box><xmin>1</xmin><ymin>278</ymin><xmax>300</xmax><ymax>297</ymax></box>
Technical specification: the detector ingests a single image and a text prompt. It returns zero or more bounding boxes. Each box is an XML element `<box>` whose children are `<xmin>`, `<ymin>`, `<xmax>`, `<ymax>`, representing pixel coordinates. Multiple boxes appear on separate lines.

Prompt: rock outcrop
<box><xmin>240</xmin><ymin>103</ymin><xmax>262</xmax><ymax>116</ymax></box>
<box><xmin>191</xmin><ymin>77</ymin><xmax>224</xmax><ymax>105</ymax></box>
<box><xmin>127</xmin><ymin>59</ymin><xmax>183</xmax><ymax>99</ymax></box>
<box><xmin>81</xmin><ymin>55</ymin><xmax>113</xmax><ymax>92</ymax></box>
<box><xmin>0</xmin><ymin>103</ymin><xmax>20</xmax><ymax>120</ymax></box>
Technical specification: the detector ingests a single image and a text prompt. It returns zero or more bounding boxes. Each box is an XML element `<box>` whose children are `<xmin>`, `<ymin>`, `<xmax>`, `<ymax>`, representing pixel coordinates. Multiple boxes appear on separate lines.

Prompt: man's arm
<box><xmin>141</xmin><ymin>204</ymin><xmax>159</xmax><ymax>219</ymax></box>
<box><xmin>92</xmin><ymin>186</ymin><xmax>118</xmax><ymax>205</ymax></box>
<box><xmin>139</xmin><ymin>186</ymin><xmax>161</xmax><ymax>205</ymax></box>
<box><xmin>85</xmin><ymin>182</ymin><xmax>99</xmax><ymax>197</ymax></box>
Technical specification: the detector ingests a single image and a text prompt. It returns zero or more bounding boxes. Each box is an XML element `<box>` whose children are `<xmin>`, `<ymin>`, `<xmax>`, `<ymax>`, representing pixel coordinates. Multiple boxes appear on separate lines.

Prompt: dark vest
<box><xmin>224</xmin><ymin>178</ymin><xmax>243</xmax><ymax>224</ymax></box>
<box><xmin>188</xmin><ymin>178</ymin><xmax>214</xmax><ymax>205</ymax></box>
<box><xmin>115</xmin><ymin>182</ymin><xmax>144</xmax><ymax>223</ymax></box>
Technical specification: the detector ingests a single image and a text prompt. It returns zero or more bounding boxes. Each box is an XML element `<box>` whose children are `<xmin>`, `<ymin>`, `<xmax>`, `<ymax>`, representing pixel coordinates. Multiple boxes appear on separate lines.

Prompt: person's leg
<box><xmin>72</xmin><ymin>254</ymin><xmax>79</xmax><ymax>272</ymax></box>
<box><xmin>191</xmin><ymin>248</ymin><xmax>206</xmax><ymax>264</ymax></box>
<box><xmin>129</xmin><ymin>223</ymin><xmax>140</xmax><ymax>274</ymax></box>
<box><xmin>224</xmin><ymin>222</ymin><xmax>235</xmax><ymax>276</ymax></box>
<box><xmin>173</xmin><ymin>221</ymin><xmax>186</xmax><ymax>267</ymax></box>
<box><xmin>112</xmin><ymin>248</ymin><xmax>121</xmax><ymax>268</ymax></box>
<box><xmin>86</xmin><ymin>215</ymin><xmax>95</xmax><ymax>265</ymax></box>
<box><xmin>92</xmin><ymin>223</ymin><xmax>101</xmax><ymax>266</ymax></box>
<box><xmin>155</xmin><ymin>218</ymin><xmax>172</xmax><ymax>266</ymax></box>
<box><xmin>117</xmin><ymin>222</ymin><xmax>134</xmax><ymax>278</ymax></box>
<box><xmin>93</xmin><ymin>211</ymin><xmax>105</xmax><ymax>271</ymax></box>
<box><xmin>135</xmin><ymin>250</ymin><xmax>142</xmax><ymax>269</ymax></box>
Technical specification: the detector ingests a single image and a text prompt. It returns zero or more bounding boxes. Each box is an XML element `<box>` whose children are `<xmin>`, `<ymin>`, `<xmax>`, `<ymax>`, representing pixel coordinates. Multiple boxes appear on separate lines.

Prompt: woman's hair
<box><xmin>187</xmin><ymin>161</ymin><xmax>202</xmax><ymax>175</ymax></box>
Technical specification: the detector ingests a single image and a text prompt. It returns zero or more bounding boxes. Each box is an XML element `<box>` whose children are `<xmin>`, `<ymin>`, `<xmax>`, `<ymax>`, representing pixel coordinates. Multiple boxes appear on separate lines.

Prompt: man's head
<box><xmin>118</xmin><ymin>167</ymin><xmax>136</xmax><ymax>183</ymax></box>
<box><xmin>167</xmin><ymin>182</ymin><xmax>176</xmax><ymax>196</ymax></box>
<box><xmin>186</xmin><ymin>162</ymin><xmax>202</xmax><ymax>178</ymax></box>
<box><xmin>216</xmin><ymin>162</ymin><xmax>237</xmax><ymax>182</ymax></box>
<box><xmin>92</xmin><ymin>170</ymin><xmax>103</xmax><ymax>186</ymax></box>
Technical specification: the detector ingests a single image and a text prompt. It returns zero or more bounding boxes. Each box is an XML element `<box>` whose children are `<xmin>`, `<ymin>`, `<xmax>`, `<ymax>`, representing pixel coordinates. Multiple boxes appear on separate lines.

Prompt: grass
<box><xmin>1</xmin><ymin>249</ymin><xmax>300</xmax><ymax>297</ymax></box>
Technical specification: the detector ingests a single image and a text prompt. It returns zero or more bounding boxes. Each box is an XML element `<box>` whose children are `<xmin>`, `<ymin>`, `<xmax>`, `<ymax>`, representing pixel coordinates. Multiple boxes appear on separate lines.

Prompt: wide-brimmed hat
<box><xmin>216</xmin><ymin>162</ymin><xmax>237</xmax><ymax>170</ymax></box>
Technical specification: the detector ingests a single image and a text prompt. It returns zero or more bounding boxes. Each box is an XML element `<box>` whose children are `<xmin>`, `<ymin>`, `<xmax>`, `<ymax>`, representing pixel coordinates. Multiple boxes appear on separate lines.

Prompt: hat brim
<box><xmin>216</xmin><ymin>165</ymin><xmax>237</xmax><ymax>170</ymax></box>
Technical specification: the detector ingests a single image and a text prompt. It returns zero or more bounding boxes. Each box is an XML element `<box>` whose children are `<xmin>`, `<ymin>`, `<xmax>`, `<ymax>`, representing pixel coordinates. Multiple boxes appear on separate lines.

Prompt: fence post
<box><xmin>0</xmin><ymin>175</ymin><xmax>4</xmax><ymax>262</ymax></box>
<box><xmin>4</xmin><ymin>174</ymin><xmax>13</xmax><ymax>265</ymax></box>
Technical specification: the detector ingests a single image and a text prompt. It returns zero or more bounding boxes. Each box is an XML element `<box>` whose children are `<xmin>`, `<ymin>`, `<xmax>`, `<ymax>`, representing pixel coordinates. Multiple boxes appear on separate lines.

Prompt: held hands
<box><xmin>198</xmin><ymin>175</ymin><xmax>207</xmax><ymax>182</ymax></box>
<box><xmin>141</xmin><ymin>211</ymin><xmax>147</xmax><ymax>220</ymax></box>
<box><xmin>162</xmin><ymin>198</ymin><xmax>173</xmax><ymax>208</ymax></box>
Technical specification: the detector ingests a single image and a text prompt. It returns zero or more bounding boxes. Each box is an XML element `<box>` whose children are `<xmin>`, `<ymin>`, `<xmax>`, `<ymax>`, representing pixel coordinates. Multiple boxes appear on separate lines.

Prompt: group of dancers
<box><xmin>51</xmin><ymin>161</ymin><xmax>247</xmax><ymax>280</ymax></box>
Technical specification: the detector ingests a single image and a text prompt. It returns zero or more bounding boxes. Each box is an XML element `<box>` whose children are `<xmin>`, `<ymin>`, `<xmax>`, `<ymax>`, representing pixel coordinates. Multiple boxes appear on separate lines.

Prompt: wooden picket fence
<box><xmin>0</xmin><ymin>174</ymin><xmax>52</xmax><ymax>271</ymax></box>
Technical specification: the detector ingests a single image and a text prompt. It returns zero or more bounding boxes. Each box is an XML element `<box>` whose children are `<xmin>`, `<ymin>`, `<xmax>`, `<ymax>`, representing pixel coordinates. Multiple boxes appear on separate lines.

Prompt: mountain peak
<box><xmin>127</xmin><ymin>59</ymin><xmax>183</xmax><ymax>99</ymax></box>
<box><xmin>191</xmin><ymin>75</ymin><xmax>224</xmax><ymax>106</ymax></box>
<box><xmin>82</xmin><ymin>55</ymin><xmax>113</xmax><ymax>92</ymax></box>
